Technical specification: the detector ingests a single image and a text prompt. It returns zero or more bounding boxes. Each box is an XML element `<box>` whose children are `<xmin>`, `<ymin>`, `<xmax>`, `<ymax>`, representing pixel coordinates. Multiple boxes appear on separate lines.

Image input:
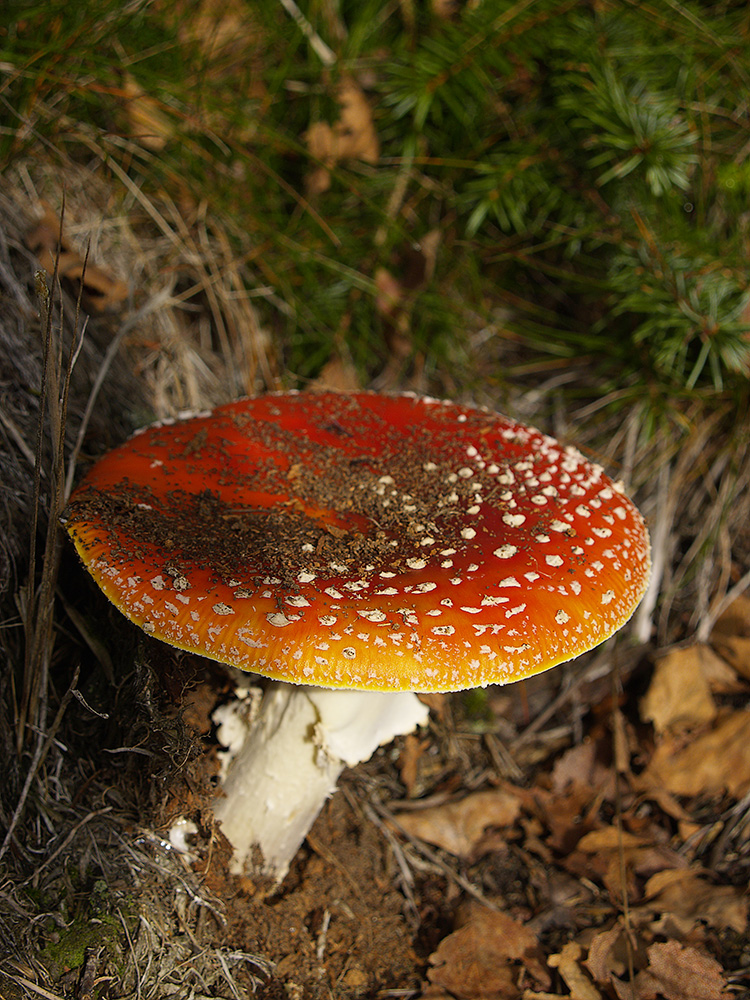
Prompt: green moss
<box><xmin>41</xmin><ymin>913</ymin><xmax>120</xmax><ymax>977</ymax></box>
<box><xmin>460</xmin><ymin>688</ymin><xmax>495</xmax><ymax>733</ymax></box>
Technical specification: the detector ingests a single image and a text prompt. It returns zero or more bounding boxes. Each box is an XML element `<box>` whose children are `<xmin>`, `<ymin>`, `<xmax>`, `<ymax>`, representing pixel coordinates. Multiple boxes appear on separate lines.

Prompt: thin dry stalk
<box><xmin>18</xmin><ymin>220</ymin><xmax>88</xmax><ymax>753</ymax></box>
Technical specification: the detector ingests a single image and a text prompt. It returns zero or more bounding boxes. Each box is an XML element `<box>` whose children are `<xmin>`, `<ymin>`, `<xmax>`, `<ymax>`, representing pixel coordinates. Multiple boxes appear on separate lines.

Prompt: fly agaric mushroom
<box><xmin>64</xmin><ymin>391</ymin><xmax>650</xmax><ymax>880</ymax></box>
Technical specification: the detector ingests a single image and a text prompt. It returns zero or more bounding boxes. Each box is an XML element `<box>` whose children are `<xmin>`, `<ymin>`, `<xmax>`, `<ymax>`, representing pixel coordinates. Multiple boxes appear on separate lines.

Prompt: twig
<box><xmin>0</xmin><ymin>406</ymin><xmax>39</xmax><ymax>473</ymax></box>
<box><xmin>278</xmin><ymin>0</ymin><xmax>336</xmax><ymax>66</ymax></box>
<box><xmin>20</xmin><ymin>212</ymin><xmax>88</xmax><ymax>755</ymax></box>
<box><xmin>611</xmin><ymin>668</ymin><xmax>636</xmax><ymax>990</ymax></box>
<box><xmin>63</xmin><ymin>288</ymin><xmax>172</xmax><ymax>499</ymax></box>
<box><xmin>361</xmin><ymin>801</ymin><xmax>421</xmax><ymax>927</ymax></box>
<box><xmin>367</xmin><ymin>798</ymin><xmax>501</xmax><ymax>913</ymax></box>
<box><xmin>697</xmin><ymin>563</ymin><xmax>750</xmax><ymax>643</ymax></box>
<box><xmin>215</xmin><ymin>949</ymin><xmax>244</xmax><ymax>1000</ymax></box>
<box><xmin>24</xmin><ymin>805</ymin><xmax>112</xmax><ymax>888</ymax></box>
<box><xmin>513</xmin><ymin>642</ymin><xmax>620</xmax><ymax>745</ymax></box>
<box><xmin>3</xmin><ymin>972</ymin><xmax>66</xmax><ymax>1000</ymax></box>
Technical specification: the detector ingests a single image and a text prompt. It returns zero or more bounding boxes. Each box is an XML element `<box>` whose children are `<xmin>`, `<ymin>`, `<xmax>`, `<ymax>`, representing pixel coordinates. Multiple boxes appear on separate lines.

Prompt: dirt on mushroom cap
<box><xmin>64</xmin><ymin>392</ymin><xmax>651</xmax><ymax>692</ymax></box>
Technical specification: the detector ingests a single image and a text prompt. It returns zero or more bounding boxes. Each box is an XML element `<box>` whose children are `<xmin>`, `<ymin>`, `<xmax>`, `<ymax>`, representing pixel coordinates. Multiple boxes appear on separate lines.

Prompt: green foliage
<box><xmin>1</xmin><ymin>0</ymin><xmax>749</xmax><ymax>403</ymax></box>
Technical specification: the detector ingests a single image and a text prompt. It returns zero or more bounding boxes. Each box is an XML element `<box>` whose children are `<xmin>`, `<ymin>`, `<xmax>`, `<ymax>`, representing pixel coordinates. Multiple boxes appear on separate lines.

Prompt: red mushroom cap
<box><xmin>64</xmin><ymin>392</ymin><xmax>650</xmax><ymax>692</ymax></box>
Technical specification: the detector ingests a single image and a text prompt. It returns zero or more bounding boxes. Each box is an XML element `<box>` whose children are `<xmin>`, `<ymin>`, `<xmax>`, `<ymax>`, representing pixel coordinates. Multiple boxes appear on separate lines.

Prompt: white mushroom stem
<box><xmin>212</xmin><ymin>681</ymin><xmax>429</xmax><ymax>882</ymax></box>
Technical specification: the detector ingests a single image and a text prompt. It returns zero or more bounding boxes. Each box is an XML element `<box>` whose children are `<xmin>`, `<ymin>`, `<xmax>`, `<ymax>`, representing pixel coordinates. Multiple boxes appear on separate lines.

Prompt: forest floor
<box><xmin>1</xmin><ymin>158</ymin><xmax>749</xmax><ymax>1000</ymax></box>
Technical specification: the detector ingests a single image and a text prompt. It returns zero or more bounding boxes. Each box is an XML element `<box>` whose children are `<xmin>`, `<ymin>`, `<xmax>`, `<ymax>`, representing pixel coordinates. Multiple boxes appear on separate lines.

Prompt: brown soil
<box><xmin>203</xmin><ymin>793</ymin><xmax>425</xmax><ymax>997</ymax></box>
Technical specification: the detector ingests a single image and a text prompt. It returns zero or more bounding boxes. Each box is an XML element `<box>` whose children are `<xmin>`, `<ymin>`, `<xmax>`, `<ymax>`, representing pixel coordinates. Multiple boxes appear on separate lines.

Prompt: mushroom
<box><xmin>63</xmin><ymin>391</ymin><xmax>650</xmax><ymax>881</ymax></box>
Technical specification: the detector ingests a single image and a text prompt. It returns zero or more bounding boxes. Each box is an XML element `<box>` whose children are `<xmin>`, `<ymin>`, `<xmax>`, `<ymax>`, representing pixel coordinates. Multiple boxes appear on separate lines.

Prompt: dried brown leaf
<box><xmin>585</xmin><ymin>924</ymin><xmax>631</xmax><ymax>985</ymax></box>
<box><xmin>642</xmin><ymin>941</ymin><xmax>726</xmax><ymax>1000</ymax></box>
<box><xmin>122</xmin><ymin>73</ymin><xmax>175</xmax><ymax>151</ymax></box>
<box><xmin>394</xmin><ymin>788</ymin><xmax>521</xmax><ymax>858</ymax></box>
<box><xmin>26</xmin><ymin>205</ymin><xmax>128</xmax><ymax>313</ymax></box>
<box><xmin>571</xmin><ymin>825</ymin><xmax>687</xmax><ymax>902</ymax></box>
<box><xmin>548</xmin><ymin>941</ymin><xmax>602</xmax><ymax>1000</ymax></box>
<box><xmin>641</xmin><ymin>710</ymin><xmax>750</xmax><ymax>799</ymax></box>
<box><xmin>396</xmin><ymin>732</ymin><xmax>428</xmax><ymax>798</ymax></box>
<box><xmin>638</xmin><ymin>869</ymin><xmax>748</xmax><ymax>934</ymax></box>
<box><xmin>640</xmin><ymin>646</ymin><xmax>717</xmax><ymax>733</ymax></box>
<box><xmin>550</xmin><ymin>740</ymin><xmax>612</xmax><ymax>795</ymax></box>
<box><xmin>711</xmin><ymin>593</ymin><xmax>750</xmax><ymax>637</ymax></box>
<box><xmin>710</xmin><ymin>635</ymin><xmax>750</xmax><ymax>681</ymax></box>
<box><xmin>309</xmin><ymin>355</ymin><xmax>361</xmax><ymax>392</ymax></box>
<box><xmin>306</xmin><ymin>78</ymin><xmax>379</xmax><ymax>193</ymax></box>
<box><xmin>427</xmin><ymin>905</ymin><xmax>550</xmax><ymax>999</ymax></box>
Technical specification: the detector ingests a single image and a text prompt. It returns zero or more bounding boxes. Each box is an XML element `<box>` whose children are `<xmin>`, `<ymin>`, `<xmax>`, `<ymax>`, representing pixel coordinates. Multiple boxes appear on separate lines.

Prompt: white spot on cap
<box><xmin>358</xmin><ymin>609</ymin><xmax>387</xmax><ymax>623</ymax></box>
<box><xmin>319</xmin><ymin>615</ymin><xmax>337</xmax><ymax>626</ymax></box>
<box><xmin>407</xmin><ymin>557</ymin><xmax>427</xmax><ymax>570</ymax></box>
<box><xmin>412</xmin><ymin>582</ymin><xmax>437</xmax><ymax>593</ymax></box>
<box><xmin>502</xmin><ymin>513</ymin><xmax>526</xmax><ymax>527</ymax></box>
<box><xmin>555</xmin><ymin>609</ymin><xmax>571</xmax><ymax>624</ymax></box>
<box><xmin>151</xmin><ymin>575</ymin><xmax>166</xmax><ymax>591</ymax></box>
<box><xmin>286</xmin><ymin>595</ymin><xmax>311</xmax><ymax>607</ymax></box>
<box><xmin>550</xmin><ymin>520</ymin><xmax>571</xmax><ymax>533</ymax></box>
<box><xmin>267</xmin><ymin>612</ymin><xmax>298</xmax><ymax>628</ymax></box>
<box><xmin>461</xmin><ymin>527</ymin><xmax>477</xmax><ymax>540</ymax></box>
<box><xmin>342</xmin><ymin>647</ymin><xmax>357</xmax><ymax>658</ymax></box>
<box><xmin>298</xmin><ymin>570</ymin><xmax>316</xmax><ymax>583</ymax></box>
<box><xmin>432</xmin><ymin>625</ymin><xmax>455</xmax><ymax>635</ymax></box>
<box><xmin>213</xmin><ymin>603</ymin><xmax>234</xmax><ymax>615</ymax></box>
<box><xmin>545</xmin><ymin>555</ymin><xmax>564</xmax><ymax>567</ymax></box>
<box><xmin>601</xmin><ymin>590</ymin><xmax>616</xmax><ymax>605</ymax></box>
<box><xmin>494</xmin><ymin>545</ymin><xmax>517</xmax><ymax>559</ymax></box>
